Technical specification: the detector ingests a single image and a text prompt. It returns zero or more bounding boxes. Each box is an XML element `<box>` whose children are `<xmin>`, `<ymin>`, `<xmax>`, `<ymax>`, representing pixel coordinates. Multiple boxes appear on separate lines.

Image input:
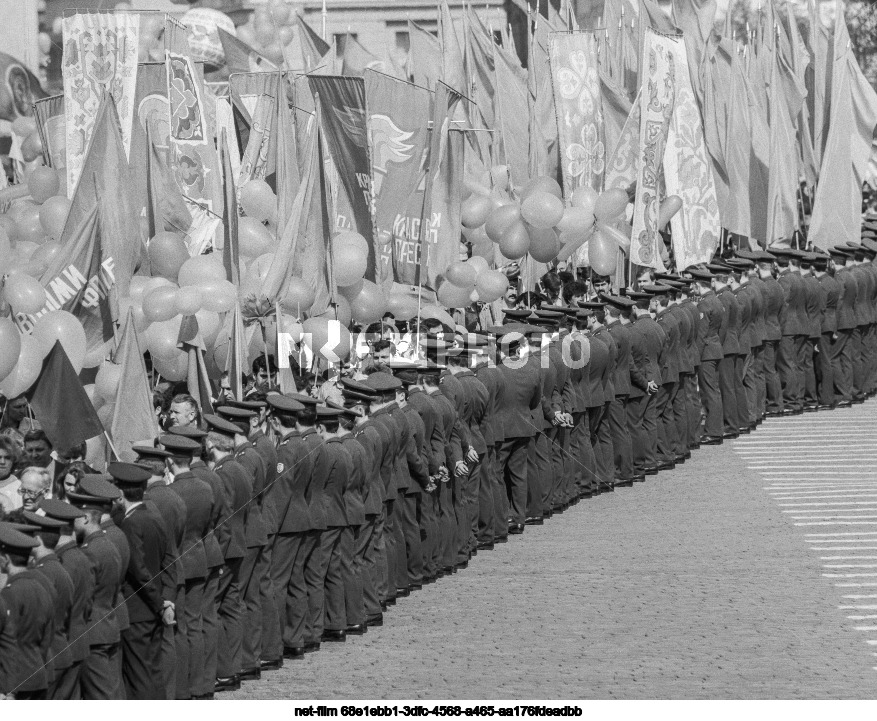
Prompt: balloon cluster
<box><xmin>438</xmin><ymin>256</ymin><xmax>509</xmax><ymax>309</ymax></box>
<box><xmin>235</xmin><ymin>0</ymin><xmax>300</xmax><ymax>66</ymax></box>
<box><xmin>11</xmin><ymin>116</ymin><xmax>46</xmax><ymax>166</ymax></box>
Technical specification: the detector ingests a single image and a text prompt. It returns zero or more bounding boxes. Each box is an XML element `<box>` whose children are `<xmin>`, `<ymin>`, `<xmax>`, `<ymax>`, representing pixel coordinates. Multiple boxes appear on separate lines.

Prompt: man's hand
<box><xmin>425</xmin><ymin>479</ymin><xmax>437</xmax><ymax>493</ymax></box>
<box><xmin>438</xmin><ymin>465</ymin><xmax>449</xmax><ymax>482</ymax></box>
<box><xmin>646</xmin><ymin>380</ymin><xmax>659</xmax><ymax>395</ymax></box>
<box><xmin>162</xmin><ymin>601</ymin><xmax>176</xmax><ymax>626</ymax></box>
<box><xmin>454</xmin><ymin>460</ymin><xmax>469</xmax><ymax>477</ymax></box>
<box><xmin>466</xmin><ymin>446</ymin><xmax>479</xmax><ymax>463</ymax></box>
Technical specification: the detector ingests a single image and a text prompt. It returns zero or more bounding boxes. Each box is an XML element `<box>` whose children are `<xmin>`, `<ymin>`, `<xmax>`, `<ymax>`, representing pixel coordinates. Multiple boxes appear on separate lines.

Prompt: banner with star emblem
<box><xmin>307</xmin><ymin>75</ymin><xmax>377</xmax><ymax>282</ymax></box>
<box><xmin>549</xmin><ymin>32</ymin><xmax>605</xmax><ymax>195</ymax></box>
<box><xmin>62</xmin><ymin>11</ymin><xmax>140</xmax><ymax>196</ymax></box>
<box><xmin>364</xmin><ymin>69</ymin><xmax>431</xmax><ymax>287</ymax></box>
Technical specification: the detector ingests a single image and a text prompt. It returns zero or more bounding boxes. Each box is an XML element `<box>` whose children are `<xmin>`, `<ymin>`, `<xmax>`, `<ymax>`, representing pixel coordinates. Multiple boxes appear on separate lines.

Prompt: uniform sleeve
<box><xmin>628</xmin><ymin>332</ymin><xmax>649</xmax><ymax>391</ymax></box>
<box><xmin>404</xmin><ymin>426</ymin><xmax>430</xmax><ymax>489</ymax></box>
<box><xmin>428</xmin><ymin>408</ymin><xmax>445</xmax><ymax>473</ymax></box>
<box><xmin>122</xmin><ymin>517</ymin><xmax>166</xmax><ymax>618</ymax></box>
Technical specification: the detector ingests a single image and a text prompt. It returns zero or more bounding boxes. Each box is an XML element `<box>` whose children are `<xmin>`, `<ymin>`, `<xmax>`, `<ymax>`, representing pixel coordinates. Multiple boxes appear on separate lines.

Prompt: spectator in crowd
<box><xmin>0</xmin><ymin>436</ymin><xmax>22</xmax><ymax>516</ymax></box>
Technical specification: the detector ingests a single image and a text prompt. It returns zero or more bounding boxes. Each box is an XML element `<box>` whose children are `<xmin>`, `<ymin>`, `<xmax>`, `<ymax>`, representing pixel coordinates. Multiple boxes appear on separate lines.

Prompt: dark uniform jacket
<box><xmin>168</xmin><ymin>471</ymin><xmax>213</xmax><ymax>580</ymax></box>
<box><xmin>668</xmin><ymin>304</ymin><xmax>694</xmax><ymax>375</ymax></box>
<box><xmin>102</xmin><ymin>519</ymin><xmax>130</xmax><ymax>633</ymax></box>
<box><xmin>732</xmin><ymin>285</ymin><xmax>752</xmax><ymax>355</ymax></box>
<box><xmin>835</xmin><ymin>266</ymin><xmax>859</xmax><ymax>330</ymax></box>
<box><xmin>606</xmin><ymin>320</ymin><xmax>633</xmax><ymax>395</ymax></box>
<box><xmin>818</xmin><ymin>272</ymin><xmax>841</xmax><ymax>334</ymax></box>
<box><xmin>697</xmin><ymin>291</ymin><xmax>724</xmax><ymax>361</ymax></box>
<box><xmin>758</xmin><ymin>275</ymin><xmax>784</xmax><ymax>341</ymax></box>
<box><xmin>321</xmin><ymin>437</ymin><xmax>351</xmax><ymax>528</ymax></box>
<box><xmin>300</xmin><ymin>427</ymin><xmax>329</xmax><ymax>531</ymax></box>
<box><xmin>250</xmin><ymin>430</ymin><xmax>278</xmax><ymax>535</ymax></box>
<box><xmin>496</xmin><ymin>354</ymin><xmax>542</xmax><ymax>438</ymax></box>
<box><xmin>191</xmin><ymin>460</ymin><xmax>230</xmax><ymax>568</ymax></box>
<box><xmin>32</xmin><ymin>553</ymin><xmax>74</xmax><ymax>672</ymax></box>
<box><xmin>0</xmin><ymin>595</ymin><xmax>16</xmax><ymax>694</ymax></box>
<box><xmin>235</xmin><ymin>442</ymin><xmax>268</xmax><ymax>548</ymax></box>
<box><xmin>145</xmin><ymin>482</ymin><xmax>187</xmax><ymax>592</ymax></box>
<box><xmin>120</xmin><ymin>503</ymin><xmax>170</xmax><ymax>623</ymax></box>
<box><xmin>457</xmin><ymin>370</ymin><xmax>489</xmax><ymax>456</ymax></box>
<box><xmin>353</xmin><ymin>420</ymin><xmax>385</xmax><ymax>515</ymax></box>
<box><xmin>593</xmin><ymin>325</ymin><xmax>617</xmax><ymax>399</ymax></box>
<box><xmin>717</xmin><ymin>287</ymin><xmax>741</xmax><ymax>355</ymax></box>
<box><xmin>679</xmin><ymin>298</ymin><xmax>702</xmax><ymax>367</ymax></box>
<box><xmin>656</xmin><ymin>307</ymin><xmax>680</xmax><ymax>384</ymax></box>
<box><xmin>0</xmin><ymin>570</ymin><xmax>54</xmax><ymax>692</ymax></box>
<box><xmin>628</xmin><ymin>315</ymin><xmax>663</xmax><ymax>397</ymax></box>
<box><xmin>56</xmin><ymin>541</ymin><xmax>95</xmax><ymax>663</ymax></box>
<box><xmin>402</xmin><ymin>402</ymin><xmax>432</xmax><ymax>490</ymax></box>
<box><xmin>406</xmin><ymin>388</ymin><xmax>443</xmax><ymax>476</ymax></box>
<box><xmin>474</xmin><ymin>364</ymin><xmax>503</xmax><ymax>447</ymax></box>
<box><xmin>371</xmin><ymin>406</ymin><xmax>401</xmax><ymax>498</ymax></box>
<box><xmin>339</xmin><ymin>433</ymin><xmax>366</xmax><ymax>526</ymax></box>
<box><xmin>272</xmin><ymin>431</ymin><xmax>312</xmax><ymax>534</ymax></box>
<box><xmin>79</xmin><ymin>529</ymin><xmax>122</xmax><ymax>646</ymax></box>
<box><xmin>740</xmin><ymin>281</ymin><xmax>765</xmax><ymax>348</ymax></box>
<box><xmin>777</xmin><ymin>268</ymin><xmax>807</xmax><ymax>336</ymax></box>
<box><xmin>212</xmin><ymin>455</ymin><xmax>251</xmax><ymax>560</ymax></box>
<box><xmin>802</xmin><ymin>274</ymin><xmax>824</xmax><ymax>339</ymax></box>
<box><xmin>584</xmin><ymin>331</ymin><xmax>608</xmax><ymax>408</ymax></box>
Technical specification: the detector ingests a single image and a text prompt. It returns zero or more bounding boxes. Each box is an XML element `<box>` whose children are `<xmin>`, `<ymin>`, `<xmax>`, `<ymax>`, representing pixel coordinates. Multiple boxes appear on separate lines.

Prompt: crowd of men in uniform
<box><xmin>1</xmin><ymin>236</ymin><xmax>877</xmax><ymax>700</ymax></box>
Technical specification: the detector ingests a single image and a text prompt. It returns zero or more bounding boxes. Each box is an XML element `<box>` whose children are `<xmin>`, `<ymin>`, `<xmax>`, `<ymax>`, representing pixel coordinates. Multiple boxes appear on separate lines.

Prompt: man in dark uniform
<box><xmin>647</xmin><ymin>284</ymin><xmax>680</xmax><ymax>469</ymax></box>
<box><xmin>710</xmin><ymin>265</ymin><xmax>743</xmax><ymax>437</ymax></box>
<box><xmin>20</xmin><ymin>510</ymin><xmax>74</xmax><ymax>699</ymax></box>
<box><xmin>676</xmin><ymin>279</ymin><xmax>703</xmax><ymax>451</ymax></box>
<box><xmin>847</xmin><ymin>244</ymin><xmax>874</xmax><ymax>401</ymax></box>
<box><xmin>813</xmin><ymin>251</ymin><xmax>840</xmax><ymax>409</ymax></box>
<box><xmin>0</xmin><ymin>523</ymin><xmax>53</xmax><ymax>699</ymax></box>
<box><xmin>578</xmin><ymin>308</ymin><xmax>611</xmax><ymax>491</ymax></box>
<box><xmin>40</xmin><ymin>499</ymin><xmax>93</xmax><ymax>700</ymax></box>
<box><xmin>772</xmin><ymin>248</ymin><xmax>808</xmax><ymax>414</ymax></box>
<box><xmin>108</xmin><ymin>462</ymin><xmax>173</xmax><ymax>700</ymax></box>
<box><xmin>583</xmin><ymin>302</ymin><xmax>618</xmax><ymax>487</ymax></box>
<box><xmin>732</xmin><ymin>256</ymin><xmax>767</xmax><ymax>425</ymax></box>
<box><xmin>660</xmin><ymin>278</ymin><xmax>696</xmax><ymax>460</ymax></box>
<box><xmin>66</xmin><ymin>484</ymin><xmax>123</xmax><ymax>699</ymax></box>
<box><xmin>473</xmin><ymin>348</ymin><xmax>502</xmax><ymax>549</ymax></box>
<box><xmin>751</xmin><ymin>252</ymin><xmax>785</xmax><ymax>416</ymax></box>
<box><xmin>691</xmin><ymin>269</ymin><xmax>724</xmax><ymax>444</ymax></box>
<box><xmin>156</xmin><ymin>435</ymin><xmax>214</xmax><ymax>699</ymax></box>
<box><xmin>830</xmin><ymin>247</ymin><xmax>857</xmax><ymax>406</ymax></box>
<box><xmin>799</xmin><ymin>253</ymin><xmax>824</xmax><ymax>412</ymax></box>
<box><xmin>600</xmin><ymin>294</ymin><xmax>639</xmax><ymax>483</ymax></box>
<box><xmin>727</xmin><ymin>262</ymin><xmax>755</xmax><ymax>430</ymax></box>
<box><xmin>203</xmin><ymin>414</ymin><xmax>252</xmax><ymax>692</ymax></box>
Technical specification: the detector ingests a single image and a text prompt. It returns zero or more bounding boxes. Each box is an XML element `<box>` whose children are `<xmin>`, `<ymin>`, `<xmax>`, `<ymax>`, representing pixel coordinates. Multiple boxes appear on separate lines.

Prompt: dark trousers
<box><xmin>698</xmin><ymin>359</ymin><xmax>723</xmax><ymax>437</ymax></box>
<box><xmin>801</xmin><ymin>337</ymin><xmax>818</xmax><ymax>405</ymax></box>
<box><xmin>655</xmin><ymin>381</ymin><xmax>677</xmax><ymax>464</ymax></box>
<box><xmin>162</xmin><ymin>583</ymin><xmax>187</xmax><ymax>699</ymax></box>
<box><xmin>490</xmin><ymin>443</ymin><xmax>509</xmax><ymax>540</ymax></box>
<box><xmin>419</xmin><ymin>489</ymin><xmax>441</xmax><ymax>577</ymax></box>
<box><xmin>357</xmin><ymin>515</ymin><xmax>382</xmax><ymax>618</ymax></box>
<box><xmin>627</xmin><ymin>392</ymin><xmax>657</xmax><ymax>471</ymax></box>
<box><xmin>303</xmin><ymin>529</ymin><xmax>325</xmax><ymax>644</ymax></box>
<box><xmin>830</xmin><ymin>328</ymin><xmax>854</xmax><ymax>401</ymax></box>
<box><xmin>687</xmin><ymin>369</ymin><xmax>702</xmax><ymax>445</ymax></box>
<box><xmin>743</xmin><ymin>346</ymin><xmax>763</xmax><ymax>422</ymax></box>
<box><xmin>81</xmin><ymin>643</ymin><xmax>120</xmax><ymax>700</ymax></box>
<box><xmin>438</xmin><ymin>478</ymin><xmax>456</xmax><ymax>570</ymax></box>
<box><xmin>200</xmin><ymin>567</ymin><xmax>220</xmax><ymax>693</ymax></box>
<box><xmin>239</xmin><ymin>544</ymin><xmax>266</xmax><ymax>671</ymax></box>
<box><xmin>549</xmin><ymin>425</ymin><xmax>569</xmax><ymax>504</ymax></box>
<box><xmin>373</xmin><ymin>506</ymin><xmax>389</xmax><ymax>601</ymax></box>
<box><xmin>477</xmin><ymin>446</ymin><xmax>497</xmax><ymax>545</ymax></box>
<box><xmin>458</xmin><ymin>457</ymin><xmax>481</xmax><ymax>561</ymax></box>
<box><xmin>498</xmin><ymin>435</ymin><xmax>531</xmax><ymax>526</ymax></box>
<box><xmin>216</xmin><ymin>558</ymin><xmax>243</xmax><ymax>678</ymax></box>
<box><xmin>734</xmin><ymin>353</ymin><xmax>751</xmax><ymax>425</ymax></box>
<box><xmin>400</xmin><ymin>491</ymin><xmax>424</xmax><ymax>584</ymax></box>
<box><xmin>816</xmin><ymin>333</ymin><xmax>835</xmax><ymax>406</ymax></box>
<box><xmin>383</xmin><ymin>498</ymin><xmax>399</xmax><ymax>595</ymax></box>
<box><xmin>121</xmin><ymin>620</ymin><xmax>164</xmax><ymax>700</ymax></box>
<box><xmin>866</xmin><ymin>323</ymin><xmax>877</xmax><ymax>392</ymax></box>
<box><xmin>672</xmin><ymin>375</ymin><xmax>691</xmax><ymax>456</ymax></box>
<box><xmin>343</xmin><ymin>524</ymin><xmax>365</xmax><ymax>626</ymax></box>
<box><xmin>181</xmin><ymin>577</ymin><xmax>204</xmax><ymax>696</ymax></box>
<box><xmin>570</xmin><ymin>411</ymin><xmax>597</xmax><ymax>493</ymax></box>
<box><xmin>49</xmin><ymin>660</ymin><xmax>81</xmax><ymax>700</ymax></box>
<box><xmin>269</xmin><ymin>531</ymin><xmax>308</xmax><ymax>653</ymax></box>
<box><xmin>762</xmin><ymin>340</ymin><xmax>783</xmax><ymax>412</ymax></box>
<box><xmin>718</xmin><ymin>355</ymin><xmax>740</xmax><ymax>432</ymax></box>
<box><xmin>391</xmin><ymin>491</ymin><xmax>408</xmax><ymax>590</ymax></box>
<box><xmin>851</xmin><ymin>326</ymin><xmax>866</xmax><ymax>396</ymax></box>
<box><xmin>258</xmin><ymin>541</ymin><xmax>278</xmax><ymax>663</ymax></box>
<box><xmin>589</xmin><ymin>404</ymin><xmax>613</xmax><ymax>487</ymax></box>
<box><xmin>526</xmin><ymin>430</ymin><xmax>551</xmax><ymax>518</ymax></box>
<box><xmin>319</xmin><ymin>526</ymin><xmax>346</xmax><ymax>634</ymax></box>
<box><xmin>778</xmin><ymin>335</ymin><xmax>803</xmax><ymax>411</ymax></box>
<box><xmin>608</xmin><ymin>395</ymin><xmax>632</xmax><ymax>480</ymax></box>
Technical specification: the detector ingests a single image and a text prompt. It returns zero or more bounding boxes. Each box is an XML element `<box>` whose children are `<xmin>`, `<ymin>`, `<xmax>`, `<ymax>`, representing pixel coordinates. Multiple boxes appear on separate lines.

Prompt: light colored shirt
<box><xmin>0</xmin><ymin>476</ymin><xmax>22</xmax><ymax>515</ymax></box>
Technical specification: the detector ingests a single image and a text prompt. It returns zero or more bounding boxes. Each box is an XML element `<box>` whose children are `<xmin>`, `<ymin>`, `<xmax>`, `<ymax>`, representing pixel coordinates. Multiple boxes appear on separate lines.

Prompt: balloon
<box><xmin>240</xmin><ymin>253</ymin><xmax>274</xmax><ymax>297</ymax></box>
<box><xmin>152</xmin><ymin>351</ymin><xmax>188</xmax><ymax>382</ymax></box>
<box><xmin>280</xmin><ymin>277</ymin><xmax>316</xmax><ymax>315</ymax></box>
<box><xmin>197</xmin><ymin>278</ymin><xmax>237</xmax><ymax>313</ymax></box>
<box><xmin>437</xmin><ymin>281</ymin><xmax>473</xmax><ymax>309</ymax></box>
<box><xmin>556</xmin><ymin>206</ymin><xmax>596</xmax><ymax>234</ymax></box>
<box><xmin>238</xmin><ymin>216</ymin><xmax>274</xmax><ymax>258</ymax></box>
<box><xmin>195</xmin><ymin>309</ymin><xmax>221</xmax><ymax>348</ymax></box>
<box><xmin>521</xmin><ymin>191</ymin><xmax>565</xmax><ymax>230</ymax></box>
<box><xmin>0</xmin><ymin>335</ymin><xmax>44</xmax><ymax>398</ymax></box>
<box><xmin>14</xmin><ymin>241</ymin><xmax>39</xmax><ymax>266</ymax></box>
<box><xmin>520</xmin><ymin>176</ymin><xmax>563</xmax><ymax>201</ymax></box>
<box><xmin>95</xmin><ymin>361</ymin><xmax>123</xmax><ymax>400</ymax></box>
<box><xmin>490</xmin><ymin>165</ymin><xmax>510</xmax><ymax>191</ymax></box>
<box><xmin>597</xmin><ymin>223</ymin><xmax>631</xmax><ymax>252</ymax></box>
<box><xmin>475</xmin><ymin>270</ymin><xmax>509</xmax><ymax>303</ymax></box>
<box><xmin>14</xmin><ymin>202</ymin><xmax>47</xmax><ymax>245</ymax></box>
<box><xmin>556</xmin><ymin>224</ymin><xmax>596</xmax><ymax>262</ymax></box>
<box><xmin>376</xmin><ymin>229</ymin><xmax>393</xmax><ymax>247</ymax></box>
<box><xmin>461</xmin><ymin>194</ymin><xmax>492</xmax><ymax>229</ymax></box>
<box><xmin>33</xmin><ymin>310</ymin><xmax>87</xmax><ymax>373</ymax></box>
<box><xmin>658</xmin><ymin>195</ymin><xmax>683</xmax><ymax>228</ymax></box>
<box><xmin>178</xmin><ymin>253</ymin><xmax>227</xmax><ymax>287</ymax></box>
<box><xmin>148</xmin><ymin>232</ymin><xmax>189</xmax><ymax>282</ymax></box>
<box><xmin>594</xmin><ymin>188</ymin><xmax>629</xmax><ymax>222</ymax></box>
<box><xmin>301</xmin><ymin>318</ymin><xmax>352</xmax><ymax>363</ymax></box>
<box><xmin>0</xmin><ymin>215</ymin><xmax>18</xmax><ymax>243</ymax></box>
<box><xmin>498</xmin><ymin>221</ymin><xmax>530</xmax><ymax>260</ymax></box>
<box><xmin>129</xmin><ymin>275</ymin><xmax>155</xmax><ymax>304</ymax></box>
<box><xmin>21</xmin><ymin>132</ymin><xmax>43</xmax><ymax>162</ymax></box>
<box><xmin>466</xmin><ymin>256</ymin><xmax>490</xmax><ymax>276</ymax></box>
<box><xmin>38</xmin><ymin>196</ymin><xmax>71</xmax><ymax>240</ymax></box>
<box><xmin>334</xmin><ymin>231</ymin><xmax>369</xmax><ymax>257</ymax></box>
<box><xmin>349</xmin><ymin>280</ymin><xmax>387</xmax><ymax>325</ymax></box>
<box><xmin>385</xmin><ymin>293</ymin><xmax>419</xmax><ymax>321</ymax></box>
<box><xmin>11</xmin><ymin>116</ymin><xmax>36</xmax><ymax>138</ymax></box>
<box><xmin>485</xmin><ymin>204</ymin><xmax>522</xmax><ymax>243</ymax></box>
<box><xmin>143</xmin><ymin>284</ymin><xmax>179</xmax><ymax>323</ymax></box>
<box><xmin>445</xmin><ymin>260</ymin><xmax>477</xmax><ymax>288</ymax></box>
<box><xmin>570</xmin><ymin>186</ymin><xmax>599</xmax><ymax>215</ymax></box>
<box><xmin>337</xmin><ymin>277</ymin><xmax>364</xmax><ymax>302</ymax></box>
<box><xmin>3</xmin><ymin>272</ymin><xmax>46</xmax><ymax>314</ymax></box>
<box><xmin>332</xmin><ymin>236</ymin><xmax>368</xmax><ymax>287</ymax></box>
<box><xmin>174</xmin><ymin>286</ymin><xmax>203</xmax><ymax>315</ymax></box>
<box><xmin>589</xmin><ymin>229</ymin><xmax>619</xmax><ymax>276</ymax></box>
<box><xmin>315</xmin><ymin>295</ymin><xmax>352</xmax><ymax>326</ymax></box>
<box><xmin>269</xmin><ymin>0</ymin><xmax>292</xmax><ymax>25</ymax></box>
<box><xmin>28</xmin><ymin>167</ymin><xmax>60</xmax><ymax>204</ymax></box>
<box><xmin>144</xmin><ymin>317</ymin><xmax>183</xmax><ymax>360</ymax></box>
<box><xmin>117</xmin><ymin>296</ymin><xmax>150</xmax><ymax>335</ymax></box>
<box><xmin>471</xmin><ymin>237</ymin><xmax>495</xmax><ymax>262</ymax></box>
<box><xmin>0</xmin><ymin>317</ymin><xmax>22</xmax><ymax>382</ymax></box>
<box><xmin>527</xmin><ymin>225</ymin><xmax>561</xmax><ymax>263</ymax></box>
<box><xmin>29</xmin><ymin>241</ymin><xmax>63</xmax><ymax>275</ymax></box>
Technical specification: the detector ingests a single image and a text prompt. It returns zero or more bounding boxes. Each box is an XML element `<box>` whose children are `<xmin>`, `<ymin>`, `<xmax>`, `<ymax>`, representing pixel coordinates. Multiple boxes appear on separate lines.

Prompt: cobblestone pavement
<box><xmin>232</xmin><ymin>402</ymin><xmax>877</xmax><ymax>700</ymax></box>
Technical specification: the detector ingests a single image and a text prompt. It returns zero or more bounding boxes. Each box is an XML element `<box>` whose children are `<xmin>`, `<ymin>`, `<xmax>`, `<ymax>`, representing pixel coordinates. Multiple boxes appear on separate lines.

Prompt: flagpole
<box><xmin>322</xmin><ymin>0</ymin><xmax>328</xmax><ymax>41</ymax></box>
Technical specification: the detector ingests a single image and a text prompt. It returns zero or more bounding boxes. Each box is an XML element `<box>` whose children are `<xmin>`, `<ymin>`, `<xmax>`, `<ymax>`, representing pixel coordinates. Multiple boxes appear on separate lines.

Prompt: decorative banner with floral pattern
<box><xmin>549</xmin><ymin>32</ymin><xmax>605</xmax><ymax>194</ymax></box>
<box><xmin>629</xmin><ymin>29</ymin><xmax>676</xmax><ymax>271</ymax></box>
<box><xmin>62</xmin><ymin>12</ymin><xmax>140</xmax><ymax>196</ymax></box>
<box><xmin>659</xmin><ymin>33</ymin><xmax>720</xmax><ymax>271</ymax></box>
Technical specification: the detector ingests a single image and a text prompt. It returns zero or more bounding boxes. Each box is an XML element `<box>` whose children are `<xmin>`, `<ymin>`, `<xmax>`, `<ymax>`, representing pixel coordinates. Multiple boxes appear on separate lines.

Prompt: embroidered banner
<box><xmin>604</xmin><ymin>87</ymin><xmax>641</xmax><ymax>191</ymax></box>
<box><xmin>62</xmin><ymin>11</ymin><xmax>140</xmax><ymax>195</ymax></box>
<box><xmin>659</xmin><ymin>33</ymin><xmax>720</xmax><ymax>271</ymax></box>
<box><xmin>629</xmin><ymin>29</ymin><xmax>676</xmax><ymax>271</ymax></box>
<box><xmin>549</xmin><ymin>32</ymin><xmax>605</xmax><ymax>194</ymax></box>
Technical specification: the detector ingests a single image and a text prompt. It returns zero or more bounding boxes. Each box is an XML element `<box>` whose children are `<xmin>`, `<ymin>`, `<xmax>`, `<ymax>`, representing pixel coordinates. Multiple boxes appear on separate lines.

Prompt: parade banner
<box><xmin>297</xmin><ymin>15</ymin><xmax>331</xmax><ymax>70</ymax></box>
<box><xmin>604</xmin><ymin>87</ymin><xmax>641</xmax><ymax>191</ymax></box>
<box><xmin>62</xmin><ymin>11</ymin><xmax>140</xmax><ymax>195</ymax></box>
<box><xmin>33</xmin><ymin>94</ymin><xmax>65</xmax><ymax>169</ymax></box>
<box><xmin>364</xmin><ymin>70</ymin><xmax>431</xmax><ymax>287</ymax></box>
<box><xmin>494</xmin><ymin>46</ymin><xmax>529</xmax><ymax>190</ymax></box>
<box><xmin>307</xmin><ymin>75</ymin><xmax>377</xmax><ymax>281</ymax></box>
<box><xmin>549</xmin><ymin>32</ymin><xmax>605</xmax><ymax>194</ymax></box>
<box><xmin>409</xmin><ymin>20</ymin><xmax>442</xmax><ymax>90</ymax></box>
<box><xmin>218</xmin><ymin>27</ymin><xmax>276</xmax><ymax>74</ymax></box>
<box><xmin>629</xmin><ymin>29</ymin><xmax>676</xmax><ymax>271</ymax></box>
<box><xmin>659</xmin><ymin>33</ymin><xmax>720</xmax><ymax>271</ymax></box>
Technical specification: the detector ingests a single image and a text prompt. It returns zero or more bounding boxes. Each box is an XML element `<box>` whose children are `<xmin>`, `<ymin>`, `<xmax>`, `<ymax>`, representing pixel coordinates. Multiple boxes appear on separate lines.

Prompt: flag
<box><xmin>297</xmin><ymin>14</ymin><xmax>331</xmax><ymax>68</ymax></box>
<box><xmin>177</xmin><ymin>314</ymin><xmax>214</xmax><ymax>415</ymax></box>
<box><xmin>600</xmin><ymin>71</ymin><xmax>634</xmax><ymax>166</ymax></box>
<box><xmin>218</xmin><ymin>27</ymin><xmax>276</xmax><ymax>73</ymax></box>
<box><xmin>809</xmin><ymin>1</ymin><xmax>877</xmax><ymax>250</ymax></box>
<box><xmin>494</xmin><ymin>43</ymin><xmax>530</xmax><ymax>190</ymax></box>
<box><xmin>439</xmin><ymin>0</ymin><xmax>466</xmax><ymax>92</ymax></box>
<box><xmin>275</xmin><ymin>80</ymin><xmax>300</xmax><ymax>229</ymax></box>
<box><xmin>671</xmin><ymin>0</ymin><xmax>716</xmax><ymax>99</ymax></box>
<box><xmin>32</xmin><ymin>94</ymin><xmax>64</xmax><ymax>170</ymax></box>
<box><xmin>766</xmin><ymin>47</ymin><xmax>801</xmax><ymax>244</ymax></box>
<box><xmin>275</xmin><ymin>303</ymin><xmax>297</xmax><ymax>394</ymax></box>
<box><xmin>465</xmin><ymin>9</ymin><xmax>497</xmax><ymax>131</ymax></box>
<box><xmin>109</xmin><ymin>308</ymin><xmax>160</xmax><ymax>461</ymax></box>
<box><xmin>659</xmin><ymin>33</ymin><xmax>720</xmax><ymax>270</ymax></box>
<box><xmin>307</xmin><ymin>75</ymin><xmax>377</xmax><ymax>280</ymax></box>
<box><xmin>341</xmin><ymin>34</ymin><xmax>387</xmax><ymax>76</ymax></box>
<box><xmin>27</xmin><ymin>341</ymin><xmax>104</xmax><ymax>453</ymax></box>
<box><xmin>220</xmin><ymin>128</ymin><xmax>240</xmax><ymax>286</ymax></box>
<box><xmin>62</xmin><ymin>11</ymin><xmax>140</xmax><ymax>194</ymax></box>
<box><xmin>549</xmin><ymin>32</ymin><xmax>605</xmax><ymax>195</ymax></box>
<box><xmin>365</xmin><ymin>69</ymin><xmax>432</xmax><ymax>286</ymax></box>
<box><xmin>226</xmin><ymin>301</ymin><xmax>246</xmax><ymax>401</ymax></box>
<box><xmin>629</xmin><ymin>29</ymin><xmax>675</xmax><ymax>271</ymax></box>
<box><xmin>409</xmin><ymin>20</ymin><xmax>442</xmax><ymax>89</ymax></box>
